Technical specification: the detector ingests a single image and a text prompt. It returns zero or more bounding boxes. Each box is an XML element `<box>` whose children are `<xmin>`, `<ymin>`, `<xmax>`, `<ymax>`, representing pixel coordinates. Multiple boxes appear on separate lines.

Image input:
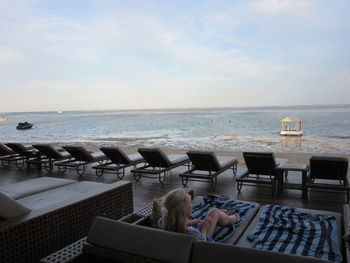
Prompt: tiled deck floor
<box><xmin>0</xmin><ymin>162</ymin><xmax>346</xmax><ymax>213</ymax></box>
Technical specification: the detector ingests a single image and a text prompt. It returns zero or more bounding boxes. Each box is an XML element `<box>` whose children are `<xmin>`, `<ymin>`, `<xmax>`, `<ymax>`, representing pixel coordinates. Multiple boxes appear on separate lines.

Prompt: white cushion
<box><xmin>0</xmin><ymin>192</ymin><xmax>31</xmax><ymax>219</ymax></box>
<box><xmin>17</xmin><ymin>181</ymin><xmax>114</xmax><ymax>210</ymax></box>
<box><xmin>0</xmin><ymin>177</ymin><xmax>76</xmax><ymax>199</ymax></box>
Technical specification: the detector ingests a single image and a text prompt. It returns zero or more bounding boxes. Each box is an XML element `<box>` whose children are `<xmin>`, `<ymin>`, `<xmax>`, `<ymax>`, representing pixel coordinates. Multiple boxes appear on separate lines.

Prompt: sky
<box><xmin>0</xmin><ymin>0</ymin><xmax>350</xmax><ymax>112</ymax></box>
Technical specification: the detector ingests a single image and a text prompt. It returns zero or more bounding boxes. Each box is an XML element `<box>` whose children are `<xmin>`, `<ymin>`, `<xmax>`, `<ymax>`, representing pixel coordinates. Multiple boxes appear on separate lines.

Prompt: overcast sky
<box><xmin>1</xmin><ymin>0</ymin><xmax>349</xmax><ymax>112</ymax></box>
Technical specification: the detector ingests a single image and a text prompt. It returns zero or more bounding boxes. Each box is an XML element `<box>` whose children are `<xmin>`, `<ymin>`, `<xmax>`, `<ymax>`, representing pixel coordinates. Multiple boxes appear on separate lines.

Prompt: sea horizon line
<box><xmin>1</xmin><ymin>103</ymin><xmax>350</xmax><ymax>115</ymax></box>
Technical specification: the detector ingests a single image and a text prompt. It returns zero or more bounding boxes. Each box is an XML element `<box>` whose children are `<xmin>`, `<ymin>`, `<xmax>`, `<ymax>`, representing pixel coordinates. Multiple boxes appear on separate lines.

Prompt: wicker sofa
<box><xmin>41</xmin><ymin>196</ymin><xmax>345</xmax><ymax>263</ymax></box>
<box><xmin>0</xmin><ymin>179</ymin><xmax>133</xmax><ymax>263</ymax></box>
<box><xmin>41</xmin><ymin>216</ymin><xmax>331</xmax><ymax>263</ymax></box>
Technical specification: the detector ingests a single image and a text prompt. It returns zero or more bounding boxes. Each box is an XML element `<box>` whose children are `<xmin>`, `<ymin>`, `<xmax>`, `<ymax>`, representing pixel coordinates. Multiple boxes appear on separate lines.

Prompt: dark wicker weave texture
<box><xmin>40</xmin><ymin>188</ymin><xmax>193</xmax><ymax>263</ymax></box>
<box><xmin>1</xmin><ymin>182</ymin><xmax>133</xmax><ymax>263</ymax></box>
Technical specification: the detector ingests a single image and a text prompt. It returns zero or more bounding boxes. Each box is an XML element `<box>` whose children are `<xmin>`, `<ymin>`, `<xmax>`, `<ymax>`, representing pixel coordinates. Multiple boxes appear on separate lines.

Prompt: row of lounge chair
<box><xmin>236</xmin><ymin>152</ymin><xmax>349</xmax><ymax>202</ymax></box>
<box><xmin>1</xmin><ymin>143</ymin><xmax>349</xmax><ymax>201</ymax></box>
<box><xmin>0</xmin><ymin>143</ymin><xmax>238</xmax><ymax>188</ymax></box>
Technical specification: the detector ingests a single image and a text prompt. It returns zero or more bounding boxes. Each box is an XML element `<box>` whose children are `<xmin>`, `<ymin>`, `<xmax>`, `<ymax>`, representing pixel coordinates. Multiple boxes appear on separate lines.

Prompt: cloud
<box><xmin>0</xmin><ymin>47</ymin><xmax>22</xmax><ymax>63</ymax></box>
<box><xmin>249</xmin><ymin>0</ymin><xmax>312</xmax><ymax>15</ymax></box>
<box><xmin>0</xmin><ymin>0</ymin><xmax>349</xmax><ymax>111</ymax></box>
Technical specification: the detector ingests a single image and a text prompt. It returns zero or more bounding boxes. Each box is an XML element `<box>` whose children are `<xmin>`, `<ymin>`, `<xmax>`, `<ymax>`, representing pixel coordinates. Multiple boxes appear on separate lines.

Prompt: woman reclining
<box><xmin>159</xmin><ymin>188</ymin><xmax>240</xmax><ymax>242</ymax></box>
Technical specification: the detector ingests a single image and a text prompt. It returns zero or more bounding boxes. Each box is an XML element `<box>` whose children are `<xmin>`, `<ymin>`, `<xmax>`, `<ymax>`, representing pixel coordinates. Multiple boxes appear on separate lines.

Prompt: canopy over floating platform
<box><xmin>280</xmin><ymin>116</ymin><xmax>302</xmax><ymax>136</ymax></box>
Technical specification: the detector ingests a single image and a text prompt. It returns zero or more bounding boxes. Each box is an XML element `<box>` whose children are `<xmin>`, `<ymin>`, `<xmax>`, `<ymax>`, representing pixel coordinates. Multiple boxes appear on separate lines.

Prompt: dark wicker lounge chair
<box><xmin>28</xmin><ymin>144</ymin><xmax>72</xmax><ymax>171</ymax></box>
<box><xmin>236</xmin><ymin>152</ymin><xmax>288</xmax><ymax>195</ymax></box>
<box><xmin>305</xmin><ymin>156</ymin><xmax>349</xmax><ymax>202</ymax></box>
<box><xmin>5</xmin><ymin>143</ymin><xmax>41</xmax><ymax>168</ymax></box>
<box><xmin>92</xmin><ymin>147</ymin><xmax>145</xmax><ymax>178</ymax></box>
<box><xmin>131</xmin><ymin>148</ymin><xmax>190</xmax><ymax>184</ymax></box>
<box><xmin>55</xmin><ymin>146</ymin><xmax>107</xmax><ymax>176</ymax></box>
<box><xmin>0</xmin><ymin>143</ymin><xmax>17</xmax><ymax>167</ymax></box>
<box><xmin>0</xmin><ymin>143</ymin><xmax>14</xmax><ymax>156</ymax></box>
<box><xmin>179</xmin><ymin>151</ymin><xmax>238</xmax><ymax>188</ymax></box>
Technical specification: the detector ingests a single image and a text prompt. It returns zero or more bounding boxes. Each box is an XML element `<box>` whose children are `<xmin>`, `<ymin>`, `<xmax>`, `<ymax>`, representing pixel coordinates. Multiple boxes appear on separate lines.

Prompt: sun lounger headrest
<box><xmin>187</xmin><ymin>150</ymin><xmax>222</xmax><ymax>171</ymax></box>
<box><xmin>310</xmin><ymin>156</ymin><xmax>348</xmax><ymax>180</ymax></box>
<box><xmin>138</xmin><ymin>147</ymin><xmax>172</xmax><ymax>167</ymax></box>
<box><xmin>100</xmin><ymin>147</ymin><xmax>130</xmax><ymax>164</ymax></box>
<box><xmin>63</xmin><ymin>146</ymin><xmax>94</xmax><ymax>161</ymax></box>
<box><xmin>243</xmin><ymin>152</ymin><xmax>278</xmax><ymax>175</ymax></box>
<box><xmin>6</xmin><ymin>143</ymin><xmax>30</xmax><ymax>154</ymax></box>
<box><xmin>0</xmin><ymin>143</ymin><xmax>13</xmax><ymax>155</ymax></box>
<box><xmin>33</xmin><ymin>144</ymin><xmax>63</xmax><ymax>159</ymax></box>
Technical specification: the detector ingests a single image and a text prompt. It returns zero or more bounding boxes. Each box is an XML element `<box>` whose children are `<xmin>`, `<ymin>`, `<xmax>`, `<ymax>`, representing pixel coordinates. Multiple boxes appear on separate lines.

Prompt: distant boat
<box><xmin>0</xmin><ymin>117</ymin><xmax>7</xmax><ymax>122</ymax></box>
<box><xmin>16</xmin><ymin>122</ymin><xmax>34</xmax><ymax>130</ymax></box>
<box><xmin>57</xmin><ymin>110</ymin><xmax>63</xmax><ymax>114</ymax></box>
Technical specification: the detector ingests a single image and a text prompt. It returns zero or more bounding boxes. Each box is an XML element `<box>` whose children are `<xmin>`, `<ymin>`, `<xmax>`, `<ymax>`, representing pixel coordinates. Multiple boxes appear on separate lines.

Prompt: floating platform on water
<box><xmin>280</xmin><ymin>116</ymin><xmax>303</xmax><ymax>136</ymax></box>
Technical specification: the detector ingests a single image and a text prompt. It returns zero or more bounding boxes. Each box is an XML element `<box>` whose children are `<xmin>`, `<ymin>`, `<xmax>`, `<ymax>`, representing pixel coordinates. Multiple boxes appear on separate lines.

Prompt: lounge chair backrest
<box><xmin>33</xmin><ymin>144</ymin><xmax>62</xmax><ymax>159</ymax></box>
<box><xmin>138</xmin><ymin>148</ymin><xmax>172</xmax><ymax>167</ymax></box>
<box><xmin>0</xmin><ymin>143</ymin><xmax>13</xmax><ymax>155</ymax></box>
<box><xmin>63</xmin><ymin>146</ymin><xmax>94</xmax><ymax>162</ymax></box>
<box><xmin>243</xmin><ymin>152</ymin><xmax>277</xmax><ymax>176</ymax></box>
<box><xmin>187</xmin><ymin>151</ymin><xmax>221</xmax><ymax>171</ymax></box>
<box><xmin>85</xmin><ymin>217</ymin><xmax>194</xmax><ymax>263</ymax></box>
<box><xmin>6</xmin><ymin>143</ymin><xmax>30</xmax><ymax>155</ymax></box>
<box><xmin>310</xmin><ymin>156</ymin><xmax>348</xmax><ymax>181</ymax></box>
<box><xmin>100</xmin><ymin>147</ymin><xmax>130</xmax><ymax>164</ymax></box>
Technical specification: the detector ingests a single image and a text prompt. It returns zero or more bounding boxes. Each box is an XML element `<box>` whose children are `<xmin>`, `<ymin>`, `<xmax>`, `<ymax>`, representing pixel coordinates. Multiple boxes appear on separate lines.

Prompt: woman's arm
<box><xmin>186</xmin><ymin>218</ymin><xmax>200</xmax><ymax>226</ymax></box>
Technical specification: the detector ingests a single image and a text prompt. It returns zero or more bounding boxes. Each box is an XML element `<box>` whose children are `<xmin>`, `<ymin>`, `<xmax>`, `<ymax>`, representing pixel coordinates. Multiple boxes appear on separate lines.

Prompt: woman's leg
<box><xmin>201</xmin><ymin>208</ymin><xmax>240</xmax><ymax>236</ymax></box>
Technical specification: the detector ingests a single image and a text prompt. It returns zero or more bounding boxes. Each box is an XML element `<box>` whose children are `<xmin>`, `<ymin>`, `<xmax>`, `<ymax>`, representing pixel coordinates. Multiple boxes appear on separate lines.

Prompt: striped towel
<box><xmin>247</xmin><ymin>205</ymin><xmax>342</xmax><ymax>263</ymax></box>
<box><xmin>191</xmin><ymin>195</ymin><xmax>255</xmax><ymax>243</ymax></box>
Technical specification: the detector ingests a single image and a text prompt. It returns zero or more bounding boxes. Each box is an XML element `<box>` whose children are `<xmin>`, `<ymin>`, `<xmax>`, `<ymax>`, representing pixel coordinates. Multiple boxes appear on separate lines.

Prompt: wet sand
<box><xmin>38</xmin><ymin>141</ymin><xmax>350</xmax><ymax>166</ymax></box>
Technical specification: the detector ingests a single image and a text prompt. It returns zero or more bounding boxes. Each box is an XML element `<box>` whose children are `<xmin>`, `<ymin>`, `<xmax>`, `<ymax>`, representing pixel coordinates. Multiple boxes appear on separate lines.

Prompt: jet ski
<box><xmin>16</xmin><ymin>122</ymin><xmax>34</xmax><ymax>130</ymax></box>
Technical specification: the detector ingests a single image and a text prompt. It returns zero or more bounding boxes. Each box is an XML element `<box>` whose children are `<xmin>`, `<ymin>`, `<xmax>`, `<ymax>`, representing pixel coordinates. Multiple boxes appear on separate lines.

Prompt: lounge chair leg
<box><xmin>58</xmin><ymin>165</ymin><xmax>66</xmax><ymax>173</ymax></box>
<box><xmin>116</xmin><ymin>168</ymin><xmax>125</xmax><ymax>180</ymax></box>
<box><xmin>134</xmin><ymin>172</ymin><xmax>142</xmax><ymax>182</ymax></box>
<box><xmin>237</xmin><ymin>181</ymin><xmax>242</xmax><ymax>192</ymax></box>
<box><xmin>181</xmin><ymin>176</ymin><xmax>189</xmax><ymax>187</ymax></box>
<box><xmin>95</xmin><ymin>168</ymin><xmax>103</xmax><ymax>177</ymax></box>
<box><xmin>15</xmin><ymin>159</ymin><xmax>25</xmax><ymax>168</ymax></box>
<box><xmin>159</xmin><ymin>172</ymin><xmax>166</xmax><ymax>184</ymax></box>
<box><xmin>233</xmin><ymin>164</ymin><xmax>237</xmax><ymax>177</ymax></box>
<box><xmin>2</xmin><ymin>159</ymin><xmax>10</xmax><ymax>168</ymax></box>
<box><xmin>44</xmin><ymin>161</ymin><xmax>53</xmax><ymax>172</ymax></box>
<box><xmin>211</xmin><ymin>176</ymin><xmax>217</xmax><ymax>189</ymax></box>
<box><xmin>77</xmin><ymin>165</ymin><xmax>86</xmax><ymax>176</ymax></box>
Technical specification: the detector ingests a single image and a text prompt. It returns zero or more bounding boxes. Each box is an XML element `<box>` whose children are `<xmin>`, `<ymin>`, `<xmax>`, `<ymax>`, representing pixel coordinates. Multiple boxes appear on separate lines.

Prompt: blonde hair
<box><xmin>162</xmin><ymin>188</ymin><xmax>188</xmax><ymax>233</ymax></box>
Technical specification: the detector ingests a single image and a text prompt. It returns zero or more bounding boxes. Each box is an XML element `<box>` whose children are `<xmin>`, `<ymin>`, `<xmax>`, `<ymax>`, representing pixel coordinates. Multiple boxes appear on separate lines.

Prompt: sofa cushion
<box><xmin>0</xmin><ymin>192</ymin><xmax>31</xmax><ymax>219</ymax></box>
<box><xmin>17</xmin><ymin>181</ymin><xmax>115</xmax><ymax>210</ymax></box>
<box><xmin>191</xmin><ymin>241</ymin><xmax>331</xmax><ymax>263</ymax></box>
<box><xmin>0</xmin><ymin>177</ymin><xmax>76</xmax><ymax>199</ymax></box>
<box><xmin>85</xmin><ymin>217</ymin><xmax>194</xmax><ymax>263</ymax></box>
<box><xmin>236</xmin><ymin>205</ymin><xmax>343</xmax><ymax>248</ymax></box>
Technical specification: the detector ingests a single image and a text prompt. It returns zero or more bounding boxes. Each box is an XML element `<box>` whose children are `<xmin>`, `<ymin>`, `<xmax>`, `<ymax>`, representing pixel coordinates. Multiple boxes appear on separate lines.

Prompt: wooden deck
<box><xmin>0</xmin><ymin>160</ymin><xmax>346</xmax><ymax>213</ymax></box>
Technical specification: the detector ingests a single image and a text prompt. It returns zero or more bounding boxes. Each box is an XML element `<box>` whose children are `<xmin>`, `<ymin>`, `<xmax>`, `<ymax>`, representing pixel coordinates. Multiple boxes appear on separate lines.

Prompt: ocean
<box><xmin>1</xmin><ymin>105</ymin><xmax>350</xmax><ymax>154</ymax></box>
